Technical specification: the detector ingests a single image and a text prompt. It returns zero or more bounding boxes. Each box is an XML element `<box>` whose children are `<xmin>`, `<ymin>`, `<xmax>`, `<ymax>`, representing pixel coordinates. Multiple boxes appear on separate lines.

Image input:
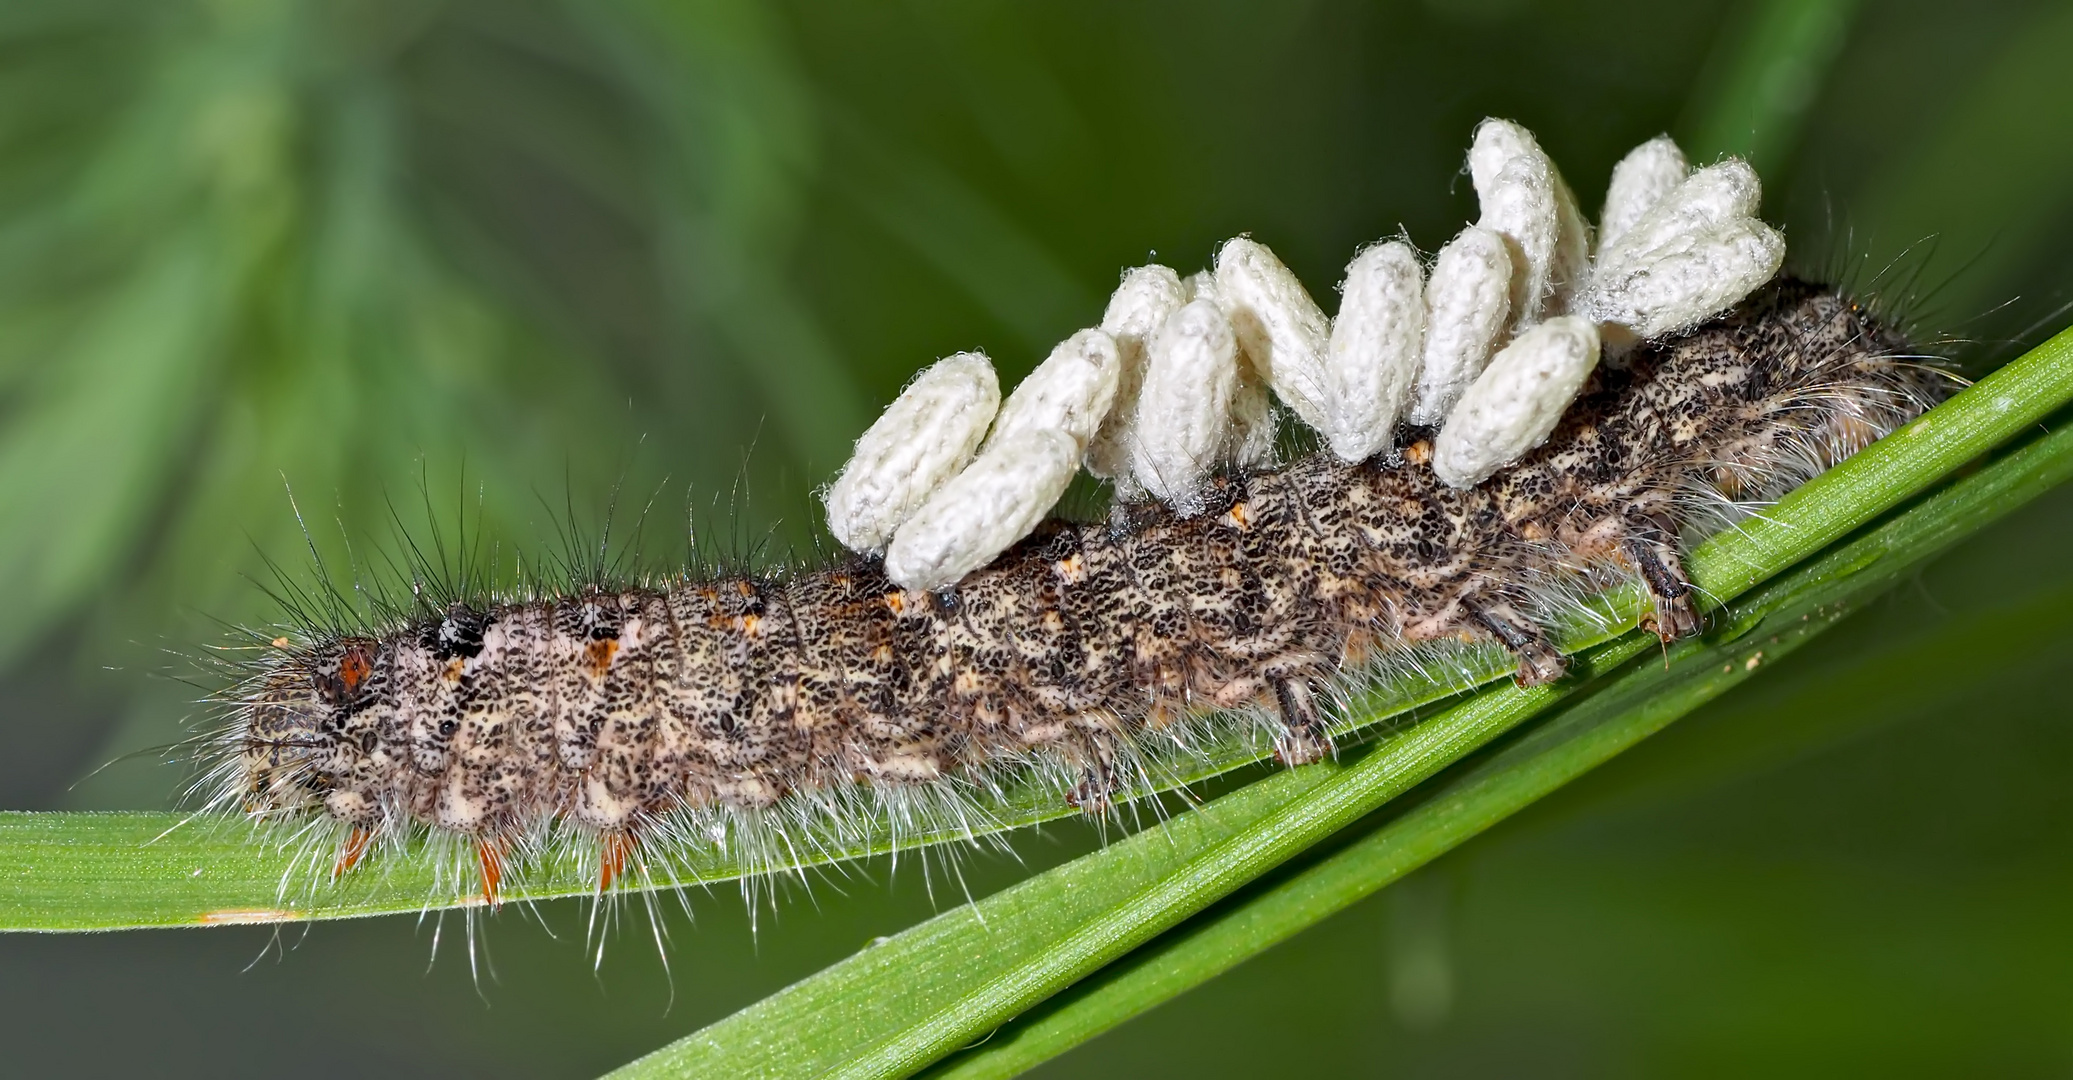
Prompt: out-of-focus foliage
<box><xmin>0</xmin><ymin>0</ymin><xmax>863</xmax><ymax>805</ymax></box>
<box><xmin>0</xmin><ymin>0</ymin><xmax>2069</xmax><ymax>1076</ymax></box>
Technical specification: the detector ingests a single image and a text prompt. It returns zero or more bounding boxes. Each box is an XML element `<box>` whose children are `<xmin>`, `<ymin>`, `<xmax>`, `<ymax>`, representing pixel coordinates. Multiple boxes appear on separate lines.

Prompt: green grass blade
<box><xmin>604</xmin><ymin>330</ymin><xmax>2073</xmax><ymax>1077</ymax></box>
<box><xmin>0</xmin><ymin>323</ymin><xmax>2066</xmax><ymax>934</ymax></box>
<box><xmin>921</xmin><ymin>411</ymin><xmax>2073</xmax><ymax>1079</ymax></box>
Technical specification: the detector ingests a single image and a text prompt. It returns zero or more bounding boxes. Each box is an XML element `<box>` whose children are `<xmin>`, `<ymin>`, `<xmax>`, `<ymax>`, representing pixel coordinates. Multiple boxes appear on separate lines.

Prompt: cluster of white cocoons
<box><xmin>823</xmin><ymin>120</ymin><xmax>1786</xmax><ymax>592</ymax></box>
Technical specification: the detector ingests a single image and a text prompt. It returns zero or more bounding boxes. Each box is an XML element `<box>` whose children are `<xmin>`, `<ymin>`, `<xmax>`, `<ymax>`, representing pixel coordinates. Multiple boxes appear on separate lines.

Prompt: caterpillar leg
<box><xmin>1623</xmin><ymin>516</ymin><xmax>1701</xmax><ymax>641</ymax></box>
<box><xmin>1064</xmin><ymin>727</ymin><xmax>1127</xmax><ymax>816</ymax></box>
<box><xmin>1067</xmin><ymin>762</ymin><xmax>1119</xmax><ymax>816</ymax></box>
<box><xmin>1466</xmin><ymin>598</ymin><xmax>1568</xmax><ymax>686</ymax></box>
<box><xmin>1269</xmin><ymin>674</ymin><xmax>1335</xmax><ymax>766</ymax></box>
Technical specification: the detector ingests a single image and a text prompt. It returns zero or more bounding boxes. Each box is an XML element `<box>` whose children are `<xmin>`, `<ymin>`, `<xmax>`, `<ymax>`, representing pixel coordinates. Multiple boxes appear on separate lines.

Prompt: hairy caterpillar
<box><xmin>210</xmin><ymin>120</ymin><xmax>1944</xmax><ymax>908</ymax></box>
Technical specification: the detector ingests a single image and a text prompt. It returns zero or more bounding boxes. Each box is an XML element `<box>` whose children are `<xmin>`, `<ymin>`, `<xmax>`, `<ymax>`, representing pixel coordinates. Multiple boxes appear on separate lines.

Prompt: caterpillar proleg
<box><xmin>212</xmin><ymin>119</ymin><xmax>1946</xmax><ymax>911</ymax></box>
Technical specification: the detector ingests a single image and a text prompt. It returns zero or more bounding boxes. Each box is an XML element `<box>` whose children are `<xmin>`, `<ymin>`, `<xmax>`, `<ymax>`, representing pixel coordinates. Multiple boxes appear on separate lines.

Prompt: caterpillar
<box><xmin>211</xmin><ymin>119</ymin><xmax>1944</xmax><ymax>907</ymax></box>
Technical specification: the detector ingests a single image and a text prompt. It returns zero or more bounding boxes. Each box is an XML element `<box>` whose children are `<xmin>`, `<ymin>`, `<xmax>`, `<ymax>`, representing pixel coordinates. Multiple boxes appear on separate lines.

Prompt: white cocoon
<box><xmin>1410</xmin><ymin>226</ymin><xmax>1513</xmax><ymax>427</ymax></box>
<box><xmin>1583</xmin><ymin>220</ymin><xmax>1785</xmax><ymax>339</ymax></box>
<box><xmin>823</xmin><ymin>352</ymin><xmax>1000</xmax><ymax>552</ymax></box>
<box><xmin>1224</xmin><ymin>378</ymin><xmax>1279</xmax><ymax>469</ymax></box>
<box><xmin>1132</xmin><ymin>299</ymin><xmax>1239</xmax><ymax>513</ymax></box>
<box><xmin>884</xmin><ymin>429</ymin><xmax>1079</xmax><ymax>591</ymax></box>
<box><xmin>985</xmin><ymin>327</ymin><xmax>1122</xmax><ymax>453</ymax></box>
<box><xmin>1598</xmin><ymin>135</ymin><xmax>1689</xmax><ymax>251</ymax></box>
<box><xmin>1187</xmin><ymin>269</ymin><xmax>1278</xmax><ymax>468</ymax></box>
<box><xmin>1469</xmin><ymin>118</ymin><xmax>1592</xmax><ymax>326</ymax></box>
<box><xmin>1594</xmin><ymin>161</ymin><xmax>1763</xmax><ymax>267</ymax></box>
<box><xmin>1579</xmin><ymin>160</ymin><xmax>1784</xmax><ymax>337</ymax></box>
<box><xmin>1432</xmin><ymin>315</ymin><xmax>1601</xmax><ymax>488</ymax></box>
<box><xmin>1088</xmin><ymin>264</ymin><xmax>1186</xmax><ymax>493</ymax></box>
<box><xmin>1214</xmin><ymin>237</ymin><xmax>1334</xmax><ymax>436</ymax></box>
<box><xmin>1323</xmin><ymin>241</ymin><xmax>1424</xmax><ymax>462</ymax></box>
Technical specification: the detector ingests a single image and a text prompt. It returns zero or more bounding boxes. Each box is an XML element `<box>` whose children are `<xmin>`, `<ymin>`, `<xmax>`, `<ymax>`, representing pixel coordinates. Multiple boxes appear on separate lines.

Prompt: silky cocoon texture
<box><xmin>885</xmin><ymin>429</ymin><xmax>1081</xmax><ymax>591</ymax></box>
<box><xmin>1468</xmin><ymin>118</ymin><xmax>1593</xmax><ymax>327</ymax></box>
<box><xmin>1432</xmin><ymin>315</ymin><xmax>1602</xmax><ymax>487</ymax></box>
<box><xmin>1214</xmin><ymin>237</ymin><xmax>1335</xmax><ymax>435</ymax></box>
<box><xmin>1598</xmin><ymin>135</ymin><xmax>1690</xmax><ymax>250</ymax></box>
<box><xmin>1411</xmin><ymin>226</ymin><xmax>1514</xmax><ymax>427</ymax></box>
<box><xmin>981</xmin><ymin>328</ymin><xmax>1122</xmax><ymax>454</ymax></box>
<box><xmin>1223</xmin><ymin>374</ymin><xmax>1279</xmax><ymax>469</ymax></box>
<box><xmin>875</xmin><ymin>328</ymin><xmax>1122</xmax><ymax>587</ymax></box>
<box><xmin>822</xmin><ymin>351</ymin><xmax>1000</xmax><ymax>552</ymax></box>
<box><xmin>1130</xmin><ymin>298</ymin><xmax>1241</xmax><ymax>514</ymax></box>
<box><xmin>1088</xmin><ymin>264</ymin><xmax>1187</xmax><ymax>495</ymax></box>
<box><xmin>1186</xmin><ymin>269</ymin><xmax>1281</xmax><ymax>470</ymax></box>
<box><xmin>1580</xmin><ymin>162</ymin><xmax>1786</xmax><ymax>338</ymax></box>
<box><xmin>1323</xmin><ymin>241</ymin><xmax>1426</xmax><ymax>462</ymax></box>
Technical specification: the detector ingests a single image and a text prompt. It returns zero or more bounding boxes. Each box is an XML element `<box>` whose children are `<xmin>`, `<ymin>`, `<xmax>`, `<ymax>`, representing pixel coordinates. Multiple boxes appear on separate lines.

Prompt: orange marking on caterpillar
<box><xmin>333</xmin><ymin>826</ymin><xmax>373</xmax><ymax>878</ymax></box>
<box><xmin>476</xmin><ymin>838</ymin><xmax>506</xmax><ymax>907</ymax></box>
<box><xmin>337</xmin><ymin>644</ymin><xmax>374</xmax><ymax>694</ymax></box>
<box><xmin>600</xmin><ymin>831</ymin><xmax>636</xmax><ymax>891</ymax></box>
<box><xmin>584</xmin><ymin>637</ymin><xmax>619</xmax><ymax>678</ymax></box>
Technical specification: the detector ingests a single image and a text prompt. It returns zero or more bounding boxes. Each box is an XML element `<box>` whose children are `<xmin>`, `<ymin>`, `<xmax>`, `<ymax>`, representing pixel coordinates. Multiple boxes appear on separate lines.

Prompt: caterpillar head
<box><xmin>237</xmin><ymin>639</ymin><xmax>381</xmax><ymax>820</ymax></box>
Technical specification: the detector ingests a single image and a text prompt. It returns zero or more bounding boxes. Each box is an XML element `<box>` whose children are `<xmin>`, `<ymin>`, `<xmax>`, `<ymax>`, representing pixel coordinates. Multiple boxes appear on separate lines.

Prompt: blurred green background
<box><xmin>1</xmin><ymin>0</ymin><xmax>2070</xmax><ymax>1075</ymax></box>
